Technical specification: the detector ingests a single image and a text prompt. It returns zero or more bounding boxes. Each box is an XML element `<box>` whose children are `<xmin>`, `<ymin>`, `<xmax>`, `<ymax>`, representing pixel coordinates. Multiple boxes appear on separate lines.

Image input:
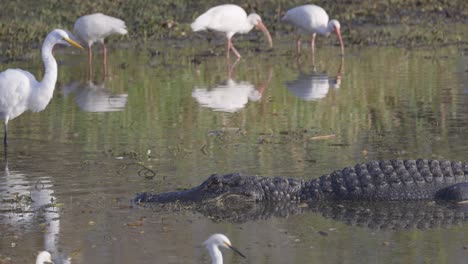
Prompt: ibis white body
<box><xmin>191</xmin><ymin>4</ymin><xmax>272</xmax><ymax>58</ymax></box>
<box><xmin>74</xmin><ymin>13</ymin><xmax>127</xmax><ymax>77</ymax></box>
<box><xmin>282</xmin><ymin>5</ymin><xmax>344</xmax><ymax>58</ymax></box>
<box><xmin>74</xmin><ymin>13</ymin><xmax>127</xmax><ymax>48</ymax></box>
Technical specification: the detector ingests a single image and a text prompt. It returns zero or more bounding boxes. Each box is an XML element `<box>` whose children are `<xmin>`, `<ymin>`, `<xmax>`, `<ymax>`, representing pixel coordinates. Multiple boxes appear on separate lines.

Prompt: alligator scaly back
<box><xmin>301</xmin><ymin>159</ymin><xmax>468</xmax><ymax>201</ymax></box>
<box><xmin>135</xmin><ymin>159</ymin><xmax>468</xmax><ymax>204</ymax></box>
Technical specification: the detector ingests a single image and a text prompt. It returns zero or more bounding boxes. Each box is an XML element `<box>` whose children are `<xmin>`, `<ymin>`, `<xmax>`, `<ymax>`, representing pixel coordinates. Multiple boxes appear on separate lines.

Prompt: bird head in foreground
<box><xmin>204</xmin><ymin>234</ymin><xmax>246</xmax><ymax>259</ymax></box>
<box><xmin>36</xmin><ymin>251</ymin><xmax>54</xmax><ymax>264</ymax></box>
<box><xmin>49</xmin><ymin>29</ymin><xmax>85</xmax><ymax>50</ymax></box>
<box><xmin>247</xmin><ymin>13</ymin><xmax>273</xmax><ymax>48</ymax></box>
<box><xmin>328</xmin><ymin>20</ymin><xmax>344</xmax><ymax>55</ymax></box>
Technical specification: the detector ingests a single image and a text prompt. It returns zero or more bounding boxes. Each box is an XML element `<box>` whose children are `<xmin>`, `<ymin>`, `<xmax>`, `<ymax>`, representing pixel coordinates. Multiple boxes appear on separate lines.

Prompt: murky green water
<box><xmin>0</xmin><ymin>41</ymin><xmax>467</xmax><ymax>263</ymax></box>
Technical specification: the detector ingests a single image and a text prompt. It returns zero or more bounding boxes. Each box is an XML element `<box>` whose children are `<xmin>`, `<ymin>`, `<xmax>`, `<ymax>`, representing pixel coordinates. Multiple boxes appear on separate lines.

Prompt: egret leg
<box><xmin>102</xmin><ymin>42</ymin><xmax>107</xmax><ymax>78</ymax></box>
<box><xmin>311</xmin><ymin>33</ymin><xmax>317</xmax><ymax>66</ymax></box>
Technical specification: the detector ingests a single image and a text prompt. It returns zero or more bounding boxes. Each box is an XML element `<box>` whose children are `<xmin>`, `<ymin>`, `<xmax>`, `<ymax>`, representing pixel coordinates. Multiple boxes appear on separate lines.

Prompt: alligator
<box><xmin>135</xmin><ymin>159</ymin><xmax>468</xmax><ymax>204</ymax></box>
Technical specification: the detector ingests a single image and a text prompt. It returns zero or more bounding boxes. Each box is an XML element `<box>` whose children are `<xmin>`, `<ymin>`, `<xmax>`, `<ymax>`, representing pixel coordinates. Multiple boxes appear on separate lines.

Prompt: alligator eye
<box><xmin>207</xmin><ymin>177</ymin><xmax>222</xmax><ymax>188</ymax></box>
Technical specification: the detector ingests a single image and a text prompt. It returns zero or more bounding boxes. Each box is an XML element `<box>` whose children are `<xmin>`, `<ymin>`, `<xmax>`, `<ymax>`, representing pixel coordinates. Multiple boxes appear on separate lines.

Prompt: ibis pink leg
<box><xmin>296</xmin><ymin>35</ymin><xmax>302</xmax><ymax>56</ymax></box>
<box><xmin>227</xmin><ymin>37</ymin><xmax>241</xmax><ymax>59</ymax></box>
<box><xmin>102</xmin><ymin>42</ymin><xmax>108</xmax><ymax>78</ymax></box>
<box><xmin>231</xmin><ymin>45</ymin><xmax>241</xmax><ymax>59</ymax></box>
<box><xmin>226</xmin><ymin>57</ymin><xmax>240</xmax><ymax>79</ymax></box>
<box><xmin>311</xmin><ymin>33</ymin><xmax>316</xmax><ymax>66</ymax></box>
<box><xmin>226</xmin><ymin>39</ymin><xmax>231</xmax><ymax>59</ymax></box>
<box><xmin>257</xmin><ymin>67</ymin><xmax>273</xmax><ymax>96</ymax></box>
<box><xmin>88</xmin><ymin>47</ymin><xmax>93</xmax><ymax>80</ymax></box>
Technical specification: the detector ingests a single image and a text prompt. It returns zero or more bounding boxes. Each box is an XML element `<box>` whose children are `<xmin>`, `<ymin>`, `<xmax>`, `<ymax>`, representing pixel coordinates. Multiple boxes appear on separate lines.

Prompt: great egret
<box><xmin>191</xmin><ymin>4</ymin><xmax>273</xmax><ymax>58</ymax></box>
<box><xmin>282</xmin><ymin>4</ymin><xmax>344</xmax><ymax>61</ymax></box>
<box><xmin>204</xmin><ymin>234</ymin><xmax>245</xmax><ymax>264</ymax></box>
<box><xmin>0</xmin><ymin>29</ymin><xmax>83</xmax><ymax>148</ymax></box>
<box><xmin>73</xmin><ymin>13</ymin><xmax>128</xmax><ymax>76</ymax></box>
<box><xmin>36</xmin><ymin>251</ymin><xmax>53</xmax><ymax>264</ymax></box>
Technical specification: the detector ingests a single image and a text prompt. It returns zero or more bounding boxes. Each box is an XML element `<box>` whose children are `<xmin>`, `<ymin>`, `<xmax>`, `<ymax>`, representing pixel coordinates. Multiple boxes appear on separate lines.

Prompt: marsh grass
<box><xmin>0</xmin><ymin>0</ymin><xmax>466</xmax><ymax>59</ymax></box>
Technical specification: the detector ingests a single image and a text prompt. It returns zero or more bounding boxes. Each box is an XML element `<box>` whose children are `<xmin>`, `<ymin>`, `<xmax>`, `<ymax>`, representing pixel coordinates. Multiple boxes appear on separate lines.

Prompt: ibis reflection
<box><xmin>286</xmin><ymin>59</ymin><xmax>343</xmax><ymax>101</ymax></box>
<box><xmin>62</xmin><ymin>81</ymin><xmax>128</xmax><ymax>112</ymax></box>
<box><xmin>192</xmin><ymin>60</ymin><xmax>272</xmax><ymax>112</ymax></box>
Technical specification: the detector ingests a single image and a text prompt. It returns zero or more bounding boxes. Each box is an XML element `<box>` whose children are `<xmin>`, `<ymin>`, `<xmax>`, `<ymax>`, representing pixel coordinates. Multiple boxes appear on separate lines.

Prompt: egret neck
<box><xmin>206</xmin><ymin>243</ymin><xmax>223</xmax><ymax>264</ymax></box>
<box><xmin>30</xmin><ymin>34</ymin><xmax>58</xmax><ymax>112</ymax></box>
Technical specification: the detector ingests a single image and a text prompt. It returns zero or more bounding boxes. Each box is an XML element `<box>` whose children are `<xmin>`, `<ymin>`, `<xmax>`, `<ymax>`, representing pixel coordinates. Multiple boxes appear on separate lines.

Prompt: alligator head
<box><xmin>135</xmin><ymin>173</ymin><xmax>270</xmax><ymax>204</ymax></box>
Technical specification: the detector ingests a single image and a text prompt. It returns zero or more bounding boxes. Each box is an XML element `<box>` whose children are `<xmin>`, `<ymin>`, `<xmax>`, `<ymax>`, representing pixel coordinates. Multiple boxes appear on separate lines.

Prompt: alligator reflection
<box><xmin>149</xmin><ymin>201</ymin><xmax>467</xmax><ymax>230</ymax></box>
<box><xmin>192</xmin><ymin>59</ymin><xmax>272</xmax><ymax>112</ymax></box>
<box><xmin>62</xmin><ymin>80</ymin><xmax>128</xmax><ymax>112</ymax></box>
<box><xmin>286</xmin><ymin>59</ymin><xmax>343</xmax><ymax>101</ymax></box>
<box><xmin>0</xmin><ymin>159</ymin><xmax>70</xmax><ymax>263</ymax></box>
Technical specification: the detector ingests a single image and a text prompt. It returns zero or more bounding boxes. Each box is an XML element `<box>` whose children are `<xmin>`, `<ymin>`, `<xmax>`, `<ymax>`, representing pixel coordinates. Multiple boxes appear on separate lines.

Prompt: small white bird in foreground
<box><xmin>0</xmin><ymin>29</ymin><xmax>83</xmax><ymax>148</ymax></box>
<box><xmin>36</xmin><ymin>251</ymin><xmax>53</xmax><ymax>264</ymax></box>
<box><xmin>191</xmin><ymin>4</ymin><xmax>273</xmax><ymax>59</ymax></box>
<box><xmin>73</xmin><ymin>13</ymin><xmax>127</xmax><ymax>76</ymax></box>
<box><xmin>204</xmin><ymin>234</ymin><xmax>246</xmax><ymax>264</ymax></box>
<box><xmin>282</xmin><ymin>5</ymin><xmax>344</xmax><ymax>59</ymax></box>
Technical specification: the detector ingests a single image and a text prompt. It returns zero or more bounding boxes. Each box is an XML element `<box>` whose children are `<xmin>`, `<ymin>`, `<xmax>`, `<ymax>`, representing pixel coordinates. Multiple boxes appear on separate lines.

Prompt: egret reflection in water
<box><xmin>62</xmin><ymin>80</ymin><xmax>128</xmax><ymax>112</ymax></box>
<box><xmin>0</xmin><ymin>159</ymin><xmax>71</xmax><ymax>263</ymax></box>
<box><xmin>286</xmin><ymin>59</ymin><xmax>343</xmax><ymax>101</ymax></box>
<box><xmin>192</xmin><ymin>60</ymin><xmax>272</xmax><ymax>112</ymax></box>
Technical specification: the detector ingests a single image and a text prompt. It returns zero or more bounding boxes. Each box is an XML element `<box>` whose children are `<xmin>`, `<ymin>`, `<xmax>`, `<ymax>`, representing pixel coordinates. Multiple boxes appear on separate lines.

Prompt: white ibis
<box><xmin>191</xmin><ymin>4</ymin><xmax>273</xmax><ymax>58</ymax></box>
<box><xmin>282</xmin><ymin>5</ymin><xmax>344</xmax><ymax>60</ymax></box>
<box><xmin>204</xmin><ymin>234</ymin><xmax>246</xmax><ymax>264</ymax></box>
<box><xmin>0</xmin><ymin>29</ymin><xmax>83</xmax><ymax>148</ymax></box>
<box><xmin>36</xmin><ymin>251</ymin><xmax>53</xmax><ymax>264</ymax></box>
<box><xmin>73</xmin><ymin>13</ymin><xmax>128</xmax><ymax>77</ymax></box>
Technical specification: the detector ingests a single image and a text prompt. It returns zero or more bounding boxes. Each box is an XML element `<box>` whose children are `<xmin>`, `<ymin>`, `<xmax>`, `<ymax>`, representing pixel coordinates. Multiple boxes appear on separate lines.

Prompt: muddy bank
<box><xmin>0</xmin><ymin>0</ymin><xmax>467</xmax><ymax>58</ymax></box>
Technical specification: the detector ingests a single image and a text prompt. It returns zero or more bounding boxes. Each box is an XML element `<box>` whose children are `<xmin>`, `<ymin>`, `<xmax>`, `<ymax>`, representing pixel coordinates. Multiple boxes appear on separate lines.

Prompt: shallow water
<box><xmin>0</xmin><ymin>41</ymin><xmax>467</xmax><ymax>263</ymax></box>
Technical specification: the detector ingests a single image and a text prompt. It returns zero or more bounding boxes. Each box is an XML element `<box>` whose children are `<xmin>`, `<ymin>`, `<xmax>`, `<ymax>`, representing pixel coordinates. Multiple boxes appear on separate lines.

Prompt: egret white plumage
<box><xmin>0</xmin><ymin>29</ymin><xmax>83</xmax><ymax>148</ymax></box>
<box><xmin>204</xmin><ymin>234</ymin><xmax>245</xmax><ymax>264</ymax></box>
<box><xmin>282</xmin><ymin>5</ymin><xmax>344</xmax><ymax>60</ymax></box>
<box><xmin>36</xmin><ymin>251</ymin><xmax>53</xmax><ymax>264</ymax></box>
<box><xmin>191</xmin><ymin>4</ymin><xmax>273</xmax><ymax>58</ymax></box>
<box><xmin>73</xmin><ymin>13</ymin><xmax>127</xmax><ymax>76</ymax></box>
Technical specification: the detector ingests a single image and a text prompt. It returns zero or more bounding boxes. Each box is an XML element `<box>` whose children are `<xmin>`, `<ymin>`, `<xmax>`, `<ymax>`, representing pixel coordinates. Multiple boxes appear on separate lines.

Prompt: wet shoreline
<box><xmin>0</xmin><ymin>0</ymin><xmax>467</xmax><ymax>60</ymax></box>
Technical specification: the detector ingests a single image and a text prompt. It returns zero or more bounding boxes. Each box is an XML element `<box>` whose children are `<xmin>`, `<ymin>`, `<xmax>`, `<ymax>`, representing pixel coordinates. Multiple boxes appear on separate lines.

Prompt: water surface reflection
<box><xmin>192</xmin><ymin>60</ymin><xmax>272</xmax><ymax>112</ymax></box>
<box><xmin>1</xmin><ymin>46</ymin><xmax>467</xmax><ymax>264</ymax></box>
<box><xmin>0</xmin><ymin>159</ymin><xmax>70</xmax><ymax>263</ymax></box>
<box><xmin>62</xmin><ymin>80</ymin><xmax>128</xmax><ymax>112</ymax></box>
<box><xmin>286</xmin><ymin>59</ymin><xmax>343</xmax><ymax>101</ymax></box>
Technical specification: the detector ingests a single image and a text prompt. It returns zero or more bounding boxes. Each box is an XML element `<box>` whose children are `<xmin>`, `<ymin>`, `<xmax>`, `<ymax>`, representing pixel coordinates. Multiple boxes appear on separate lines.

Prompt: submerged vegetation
<box><xmin>0</xmin><ymin>0</ymin><xmax>467</xmax><ymax>58</ymax></box>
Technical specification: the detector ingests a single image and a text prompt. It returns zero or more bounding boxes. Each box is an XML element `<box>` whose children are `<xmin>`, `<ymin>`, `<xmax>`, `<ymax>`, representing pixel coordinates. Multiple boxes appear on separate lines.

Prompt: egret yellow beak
<box><xmin>64</xmin><ymin>37</ymin><xmax>84</xmax><ymax>50</ymax></box>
